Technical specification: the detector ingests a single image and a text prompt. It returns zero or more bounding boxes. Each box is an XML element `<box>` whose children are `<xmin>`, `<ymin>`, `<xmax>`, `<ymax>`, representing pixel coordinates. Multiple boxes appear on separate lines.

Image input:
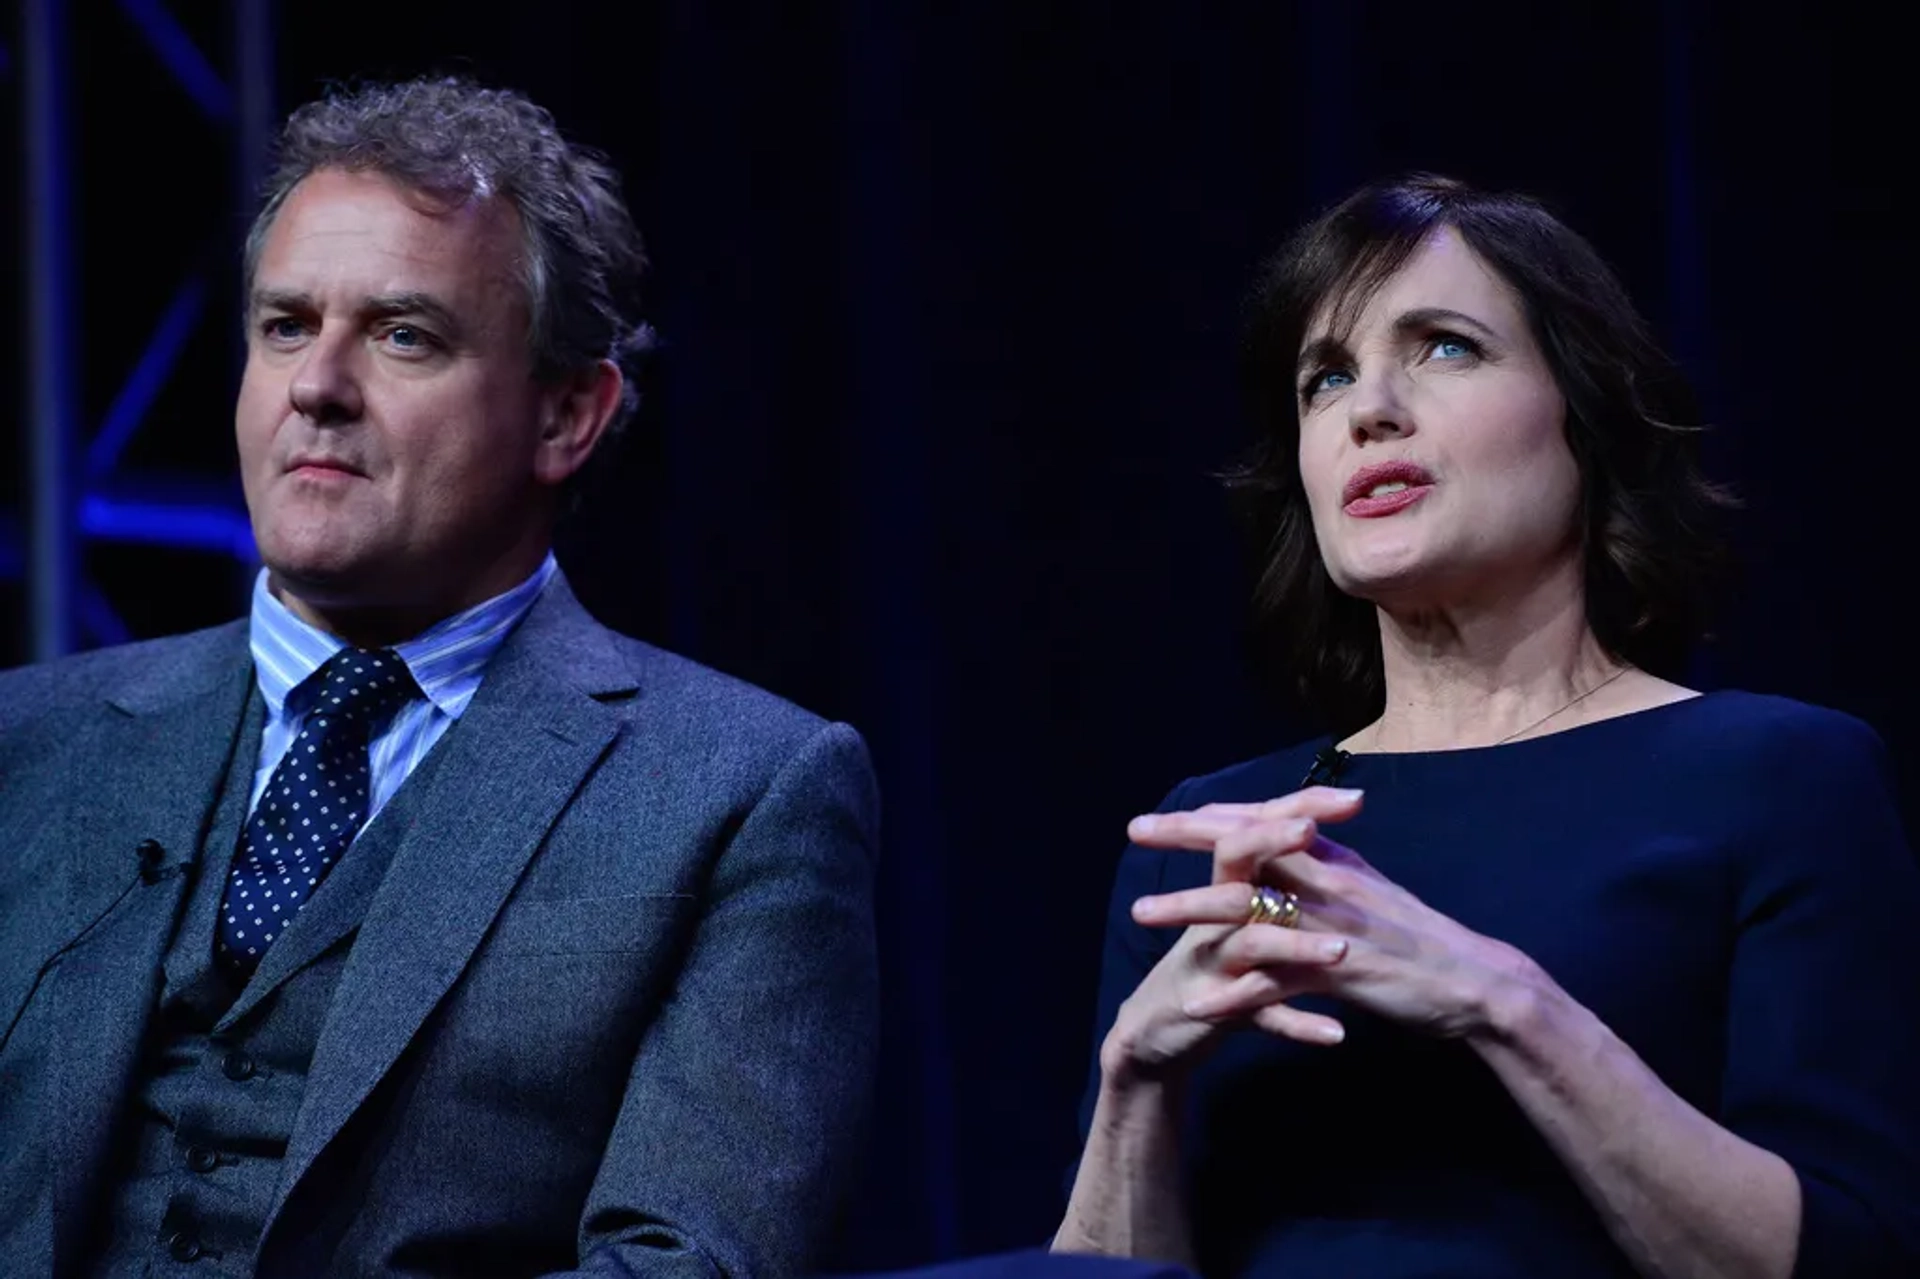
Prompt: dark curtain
<box><xmin>17</xmin><ymin>0</ymin><xmax>1911</xmax><ymax>1268</ymax></box>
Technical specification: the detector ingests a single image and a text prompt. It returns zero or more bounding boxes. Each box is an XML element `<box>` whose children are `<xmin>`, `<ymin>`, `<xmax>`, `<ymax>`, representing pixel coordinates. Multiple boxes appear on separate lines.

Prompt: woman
<box><xmin>1055</xmin><ymin>175</ymin><xmax>1920</xmax><ymax>1278</ymax></box>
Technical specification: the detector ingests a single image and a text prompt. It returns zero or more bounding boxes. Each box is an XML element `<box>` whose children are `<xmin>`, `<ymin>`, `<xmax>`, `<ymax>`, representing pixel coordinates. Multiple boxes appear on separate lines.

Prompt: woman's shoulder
<box><xmin>1534</xmin><ymin>690</ymin><xmax>1899</xmax><ymax>849</ymax></box>
<box><xmin>1646</xmin><ymin>689</ymin><xmax>1888</xmax><ymax>772</ymax></box>
<box><xmin>1158</xmin><ymin>738</ymin><xmax>1333</xmax><ymax>810</ymax></box>
<box><xmin>1158</xmin><ymin>691</ymin><xmax>1891</xmax><ymax>803</ymax></box>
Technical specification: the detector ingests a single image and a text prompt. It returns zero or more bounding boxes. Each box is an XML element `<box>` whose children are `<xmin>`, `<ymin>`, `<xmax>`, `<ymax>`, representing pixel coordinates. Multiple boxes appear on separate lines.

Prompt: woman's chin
<box><xmin>1330</xmin><ymin>552</ymin><xmax>1442</xmax><ymax>606</ymax></box>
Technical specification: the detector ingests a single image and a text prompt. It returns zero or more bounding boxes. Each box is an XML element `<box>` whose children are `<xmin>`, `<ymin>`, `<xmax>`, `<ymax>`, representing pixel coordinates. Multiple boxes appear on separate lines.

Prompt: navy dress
<box><xmin>1082</xmin><ymin>692</ymin><xmax>1920</xmax><ymax>1277</ymax></box>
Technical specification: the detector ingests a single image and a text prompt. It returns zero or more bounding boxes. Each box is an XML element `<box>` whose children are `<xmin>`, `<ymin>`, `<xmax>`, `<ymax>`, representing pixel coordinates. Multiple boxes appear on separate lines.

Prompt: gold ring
<box><xmin>1247</xmin><ymin>885</ymin><xmax>1302</xmax><ymax>929</ymax></box>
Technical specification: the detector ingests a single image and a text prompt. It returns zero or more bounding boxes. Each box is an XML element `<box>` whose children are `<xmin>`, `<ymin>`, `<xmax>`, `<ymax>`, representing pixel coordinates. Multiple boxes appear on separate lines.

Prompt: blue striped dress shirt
<box><xmin>245</xmin><ymin>554</ymin><xmax>558</xmax><ymax>818</ymax></box>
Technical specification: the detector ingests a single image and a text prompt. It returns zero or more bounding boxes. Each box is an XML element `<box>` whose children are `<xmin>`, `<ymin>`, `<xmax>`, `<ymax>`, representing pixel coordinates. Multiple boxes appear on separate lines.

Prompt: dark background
<box><xmin>3</xmin><ymin>1</ymin><xmax>1909</xmax><ymax>1267</ymax></box>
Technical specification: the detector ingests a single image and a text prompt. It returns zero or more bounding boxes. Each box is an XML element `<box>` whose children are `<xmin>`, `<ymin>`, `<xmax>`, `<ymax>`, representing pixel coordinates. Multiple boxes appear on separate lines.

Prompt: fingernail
<box><xmin>1332</xmin><ymin>787</ymin><xmax>1364</xmax><ymax>800</ymax></box>
<box><xmin>1316</xmin><ymin>1022</ymin><xmax>1346</xmax><ymax>1044</ymax></box>
<box><xmin>1318</xmin><ymin>938</ymin><xmax>1348</xmax><ymax>961</ymax></box>
<box><xmin>1129</xmin><ymin>815</ymin><xmax>1159</xmax><ymax>837</ymax></box>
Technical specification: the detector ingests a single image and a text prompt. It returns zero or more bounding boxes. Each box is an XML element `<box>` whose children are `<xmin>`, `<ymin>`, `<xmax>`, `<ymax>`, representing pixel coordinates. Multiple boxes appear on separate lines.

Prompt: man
<box><xmin>0</xmin><ymin>77</ymin><xmax>878</xmax><ymax>1278</ymax></box>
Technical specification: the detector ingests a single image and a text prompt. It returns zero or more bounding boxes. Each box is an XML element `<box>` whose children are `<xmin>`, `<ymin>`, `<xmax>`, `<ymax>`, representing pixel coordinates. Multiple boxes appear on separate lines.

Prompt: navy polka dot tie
<box><xmin>218</xmin><ymin>647</ymin><xmax>417</xmax><ymax>976</ymax></box>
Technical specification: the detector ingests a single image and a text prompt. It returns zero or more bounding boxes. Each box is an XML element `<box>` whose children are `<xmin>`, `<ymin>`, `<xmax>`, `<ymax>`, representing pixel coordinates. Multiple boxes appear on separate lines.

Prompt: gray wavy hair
<box><xmin>243</xmin><ymin>76</ymin><xmax>653</xmax><ymax>434</ymax></box>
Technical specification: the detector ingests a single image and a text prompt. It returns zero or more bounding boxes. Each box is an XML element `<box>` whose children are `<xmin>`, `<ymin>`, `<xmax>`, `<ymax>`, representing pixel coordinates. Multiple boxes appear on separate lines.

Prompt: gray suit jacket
<box><xmin>0</xmin><ymin>575</ymin><xmax>880</xmax><ymax>1277</ymax></box>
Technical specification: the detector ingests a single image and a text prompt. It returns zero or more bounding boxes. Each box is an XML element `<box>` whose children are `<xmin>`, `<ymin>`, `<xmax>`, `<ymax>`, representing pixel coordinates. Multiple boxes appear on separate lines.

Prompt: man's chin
<box><xmin>261</xmin><ymin>558</ymin><xmax>386</xmax><ymax>612</ymax></box>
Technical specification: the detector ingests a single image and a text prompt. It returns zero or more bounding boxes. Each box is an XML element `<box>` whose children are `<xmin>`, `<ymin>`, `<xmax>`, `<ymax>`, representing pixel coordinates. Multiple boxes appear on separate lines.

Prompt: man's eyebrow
<box><xmin>360</xmin><ymin>291</ymin><xmax>463</xmax><ymax>334</ymax></box>
<box><xmin>247</xmin><ymin>288</ymin><xmax>463</xmax><ymax>336</ymax></box>
<box><xmin>250</xmin><ymin>287</ymin><xmax>313</xmax><ymax>318</ymax></box>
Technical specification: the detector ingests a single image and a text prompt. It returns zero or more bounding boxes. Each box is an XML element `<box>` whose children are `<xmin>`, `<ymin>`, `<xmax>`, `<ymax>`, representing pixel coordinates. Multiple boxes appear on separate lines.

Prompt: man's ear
<box><xmin>533</xmin><ymin>358</ymin><xmax>624</xmax><ymax>486</ymax></box>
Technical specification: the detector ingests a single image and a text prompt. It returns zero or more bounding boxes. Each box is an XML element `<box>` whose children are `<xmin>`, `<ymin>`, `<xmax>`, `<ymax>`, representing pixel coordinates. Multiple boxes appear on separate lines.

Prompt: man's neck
<box><xmin>269</xmin><ymin>551</ymin><xmax>552</xmax><ymax>649</ymax></box>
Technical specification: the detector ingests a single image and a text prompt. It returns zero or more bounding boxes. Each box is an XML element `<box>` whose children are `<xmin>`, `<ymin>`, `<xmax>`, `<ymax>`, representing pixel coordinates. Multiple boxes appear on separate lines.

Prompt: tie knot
<box><xmin>304</xmin><ymin>647</ymin><xmax>418</xmax><ymax>727</ymax></box>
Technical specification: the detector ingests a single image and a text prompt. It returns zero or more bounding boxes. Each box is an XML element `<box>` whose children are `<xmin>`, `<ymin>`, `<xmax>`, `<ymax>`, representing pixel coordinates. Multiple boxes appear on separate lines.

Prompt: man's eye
<box><xmin>383</xmin><ymin>325</ymin><xmax>437</xmax><ymax>353</ymax></box>
<box><xmin>263</xmin><ymin>317</ymin><xmax>306</xmax><ymax>341</ymax></box>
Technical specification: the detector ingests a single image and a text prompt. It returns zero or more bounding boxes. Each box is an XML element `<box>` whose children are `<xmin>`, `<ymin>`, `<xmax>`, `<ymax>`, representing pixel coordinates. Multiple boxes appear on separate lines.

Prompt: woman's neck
<box><xmin>1349</xmin><ymin>563</ymin><xmax>1631</xmax><ymax>754</ymax></box>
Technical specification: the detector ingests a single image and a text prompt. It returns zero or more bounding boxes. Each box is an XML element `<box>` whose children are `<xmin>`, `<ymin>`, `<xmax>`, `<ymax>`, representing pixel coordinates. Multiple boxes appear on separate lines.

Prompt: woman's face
<box><xmin>1295</xmin><ymin>227</ymin><xmax>1578</xmax><ymax>611</ymax></box>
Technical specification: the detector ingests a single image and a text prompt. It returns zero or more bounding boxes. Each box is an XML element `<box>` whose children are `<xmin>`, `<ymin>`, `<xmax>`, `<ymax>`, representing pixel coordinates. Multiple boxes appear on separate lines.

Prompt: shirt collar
<box><xmin>248</xmin><ymin>554</ymin><xmax>558</xmax><ymax>719</ymax></box>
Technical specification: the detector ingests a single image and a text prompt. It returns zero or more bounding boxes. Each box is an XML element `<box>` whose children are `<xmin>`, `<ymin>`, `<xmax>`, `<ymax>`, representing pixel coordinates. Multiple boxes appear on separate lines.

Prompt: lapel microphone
<box><xmin>1301</xmin><ymin>745</ymin><xmax>1352</xmax><ymax>787</ymax></box>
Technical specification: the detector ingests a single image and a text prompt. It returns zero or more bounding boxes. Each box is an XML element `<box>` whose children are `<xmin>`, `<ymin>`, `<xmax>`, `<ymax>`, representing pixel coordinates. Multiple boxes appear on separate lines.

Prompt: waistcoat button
<box><xmin>186</xmin><ymin>1145</ymin><xmax>218</xmax><ymax>1174</ymax></box>
<box><xmin>221</xmin><ymin>1049</ymin><xmax>256</xmax><ymax>1082</ymax></box>
<box><xmin>166</xmin><ymin>1230</ymin><xmax>202</xmax><ymax>1262</ymax></box>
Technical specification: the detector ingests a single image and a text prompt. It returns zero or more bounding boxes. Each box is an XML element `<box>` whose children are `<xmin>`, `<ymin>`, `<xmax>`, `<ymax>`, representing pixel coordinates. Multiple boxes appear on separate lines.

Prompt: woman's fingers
<box><xmin>1133</xmin><ymin>880</ymin><xmax>1344</xmax><ymax>940</ymax></box>
<box><xmin>1211</xmin><ymin>819</ymin><xmax>1313</xmax><ymax>886</ymax></box>
<box><xmin>1127</xmin><ymin>786</ymin><xmax>1365</xmax><ymax>851</ymax></box>
<box><xmin>1215</xmin><ymin>921</ymin><xmax>1349</xmax><ymax>973</ymax></box>
<box><xmin>1182</xmin><ymin>968</ymin><xmax>1289</xmax><ymax>1020</ymax></box>
<box><xmin>1132</xmin><ymin>881</ymin><xmax>1273</xmax><ymax>927</ymax></box>
<box><xmin>1252</xmin><ymin>1000</ymin><xmax>1347</xmax><ymax>1045</ymax></box>
<box><xmin>1181</xmin><ymin>965</ymin><xmax>1349</xmax><ymax>1046</ymax></box>
<box><xmin>1126</xmin><ymin>809</ymin><xmax>1284</xmax><ymax>852</ymax></box>
<box><xmin>1127</xmin><ymin>790</ymin><xmax>1368</xmax><ymax>889</ymax></box>
<box><xmin>1305</xmin><ymin>833</ymin><xmax>1380</xmax><ymax>878</ymax></box>
<box><xmin>1135</xmin><ymin>880</ymin><xmax>1317</xmax><ymax>926</ymax></box>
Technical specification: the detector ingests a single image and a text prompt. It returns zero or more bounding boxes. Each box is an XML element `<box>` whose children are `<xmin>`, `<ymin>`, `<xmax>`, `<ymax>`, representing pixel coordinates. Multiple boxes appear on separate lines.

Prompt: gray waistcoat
<box><xmin>86</xmin><ymin>694</ymin><xmax>450</xmax><ymax>1278</ymax></box>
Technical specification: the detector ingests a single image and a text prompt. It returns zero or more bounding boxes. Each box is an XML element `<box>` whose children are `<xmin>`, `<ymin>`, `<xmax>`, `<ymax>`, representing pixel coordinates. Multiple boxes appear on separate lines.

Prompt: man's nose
<box><xmin>287</xmin><ymin>331</ymin><xmax>365</xmax><ymax>425</ymax></box>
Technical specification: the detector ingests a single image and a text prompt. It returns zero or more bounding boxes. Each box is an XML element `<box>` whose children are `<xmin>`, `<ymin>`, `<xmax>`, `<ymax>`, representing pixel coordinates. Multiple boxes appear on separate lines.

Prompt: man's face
<box><xmin>236</xmin><ymin>167</ymin><xmax>557</xmax><ymax>624</ymax></box>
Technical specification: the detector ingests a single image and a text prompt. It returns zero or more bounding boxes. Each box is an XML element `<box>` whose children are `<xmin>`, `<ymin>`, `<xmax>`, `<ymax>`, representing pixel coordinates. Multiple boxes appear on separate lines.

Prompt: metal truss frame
<box><xmin>12</xmin><ymin>0</ymin><xmax>274</xmax><ymax>660</ymax></box>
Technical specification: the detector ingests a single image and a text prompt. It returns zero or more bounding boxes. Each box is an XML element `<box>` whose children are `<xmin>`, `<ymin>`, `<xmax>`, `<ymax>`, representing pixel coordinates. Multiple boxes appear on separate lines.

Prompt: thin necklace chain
<box><xmin>1369</xmin><ymin>665</ymin><xmax>1634</xmax><ymax>752</ymax></box>
<box><xmin>1491</xmin><ymin>665</ymin><xmax>1633</xmax><ymax>746</ymax></box>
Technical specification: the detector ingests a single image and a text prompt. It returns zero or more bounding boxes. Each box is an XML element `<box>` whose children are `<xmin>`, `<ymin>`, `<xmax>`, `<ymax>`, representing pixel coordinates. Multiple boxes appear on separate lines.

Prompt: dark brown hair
<box><xmin>1227</xmin><ymin>174</ymin><xmax>1734</xmax><ymax>734</ymax></box>
<box><xmin>245</xmin><ymin>76</ymin><xmax>653</xmax><ymax>438</ymax></box>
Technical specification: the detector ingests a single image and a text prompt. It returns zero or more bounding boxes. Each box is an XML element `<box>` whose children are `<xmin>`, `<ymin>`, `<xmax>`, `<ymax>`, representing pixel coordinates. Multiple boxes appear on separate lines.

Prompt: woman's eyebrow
<box><xmin>1295</xmin><ymin>333</ymin><xmax>1348</xmax><ymax>378</ymax></box>
<box><xmin>1297</xmin><ymin>306</ymin><xmax>1502</xmax><ymax>377</ymax></box>
<box><xmin>1390</xmin><ymin>306</ymin><xmax>1500</xmax><ymax>341</ymax></box>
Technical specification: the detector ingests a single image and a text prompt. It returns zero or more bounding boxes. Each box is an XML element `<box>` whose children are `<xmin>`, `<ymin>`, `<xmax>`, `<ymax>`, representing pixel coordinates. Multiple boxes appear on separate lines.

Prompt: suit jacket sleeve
<box><xmin>545</xmin><ymin>720</ymin><xmax>880</xmax><ymax>1278</ymax></box>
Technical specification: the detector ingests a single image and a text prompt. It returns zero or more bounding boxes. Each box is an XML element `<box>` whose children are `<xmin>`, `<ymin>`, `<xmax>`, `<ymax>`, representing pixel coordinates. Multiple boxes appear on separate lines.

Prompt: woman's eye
<box><xmin>1304</xmin><ymin>368</ymin><xmax>1355</xmax><ymax>400</ymax></box>
<box><xmin>1428</xmin><ymin>334</ymin><xmax>1476</xmax><ymax>361</ymax></box>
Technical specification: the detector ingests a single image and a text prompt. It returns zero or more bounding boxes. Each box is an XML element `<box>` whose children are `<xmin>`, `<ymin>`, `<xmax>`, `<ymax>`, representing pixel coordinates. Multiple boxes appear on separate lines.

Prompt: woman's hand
<box><xmin>1125</xmin><ymin>793</ymin><xmax>1546</xmax><ymax>1046</ymax></box>
<box><xmin>1098</xmin><ymin>787</ymin><xmax>1368</xmax><ymax>1086</ymax></box>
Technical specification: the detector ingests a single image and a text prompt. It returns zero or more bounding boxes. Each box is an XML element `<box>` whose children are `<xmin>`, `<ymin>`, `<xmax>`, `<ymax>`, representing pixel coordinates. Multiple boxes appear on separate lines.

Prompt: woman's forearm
<box><xmin>1472</xmin><ymin>970</ymin><xmax>1800</xmax><ymax>1279</ymax></box>
<box><xmin>1054</xmin><ymin>1067</ymin><xmax>1197</xmax><ymax>1268</ymax></box>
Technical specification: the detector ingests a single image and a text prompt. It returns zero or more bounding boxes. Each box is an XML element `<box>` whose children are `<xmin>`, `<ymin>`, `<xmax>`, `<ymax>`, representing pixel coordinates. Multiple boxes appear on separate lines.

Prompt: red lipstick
<box><xmin>1342</xmin><ymin>460</ymin><xmax>1435</xmax><ymax>518</ymax></box>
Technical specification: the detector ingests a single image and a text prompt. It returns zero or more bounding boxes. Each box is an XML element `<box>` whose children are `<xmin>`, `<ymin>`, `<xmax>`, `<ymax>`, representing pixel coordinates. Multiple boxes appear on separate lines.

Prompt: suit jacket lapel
<box><xmin>268</xmin><ymin>578</ymin><xmax>636</xmax><ymax>1227</ymax></box>
<box><xmin>44</xmin><ymin>625</ymin><xmax>256</xmax><ymax>1271</ymax></box>
<box><xmin>214</xmin><ymin>800</ymin><xmax>401</xmax><ymax>1028</ymax></box>
<box><xmin>216</xmin><ymin>724</ymin><xmax>457</xmax><ymax>1027</ymax></box>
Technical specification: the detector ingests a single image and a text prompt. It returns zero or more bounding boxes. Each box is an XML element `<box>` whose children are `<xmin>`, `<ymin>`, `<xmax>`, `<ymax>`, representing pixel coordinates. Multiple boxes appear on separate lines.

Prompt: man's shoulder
<box><xmin>603</xmin><ymin>633</ymin><xmax>838</xmax><ymax>749</ymax></box>
<box><xmin>0</xmin><ymin>621</ymin><xmax>249</xmax><ymax>732</ymax></box>
<box><xmin>518</xmin><ymin>576</ymin><xmax>841</xmax><ymax>758</ymax></box>
<box><xmin>563</xmin><ymin>629</ymin><xmax>877</xmax><ymax>831</ymax></box>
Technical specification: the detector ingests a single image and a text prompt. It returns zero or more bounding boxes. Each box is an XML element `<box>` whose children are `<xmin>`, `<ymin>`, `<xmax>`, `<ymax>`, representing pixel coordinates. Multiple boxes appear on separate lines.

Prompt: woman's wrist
<box><xmin>1098</xmin><ymin>1011</ymin><xmax>1192</xmax><ymax>1097</ymax></box>
<box><xmin>1462</xmin><ymin>943</ymin><xmax>1563</xmax><ymax>1050</ymax></box>
<box><xmin>1098</xmin><ymin>1024</ymin><xmax>1157</xmax><ymax>1091</ymax></box>
<box><xmin>1062</xmin><ymin>1043</ymin><xmax>1197</xmax><ymax>1266</ymax></box>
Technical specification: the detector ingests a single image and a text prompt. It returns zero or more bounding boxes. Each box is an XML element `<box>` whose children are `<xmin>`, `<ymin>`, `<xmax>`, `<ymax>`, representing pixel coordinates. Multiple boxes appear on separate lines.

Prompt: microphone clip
<box><xmin>1301</xmin><ymin>745</ymin><xmax>1352</xmax><ymax>788</ymax></box>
